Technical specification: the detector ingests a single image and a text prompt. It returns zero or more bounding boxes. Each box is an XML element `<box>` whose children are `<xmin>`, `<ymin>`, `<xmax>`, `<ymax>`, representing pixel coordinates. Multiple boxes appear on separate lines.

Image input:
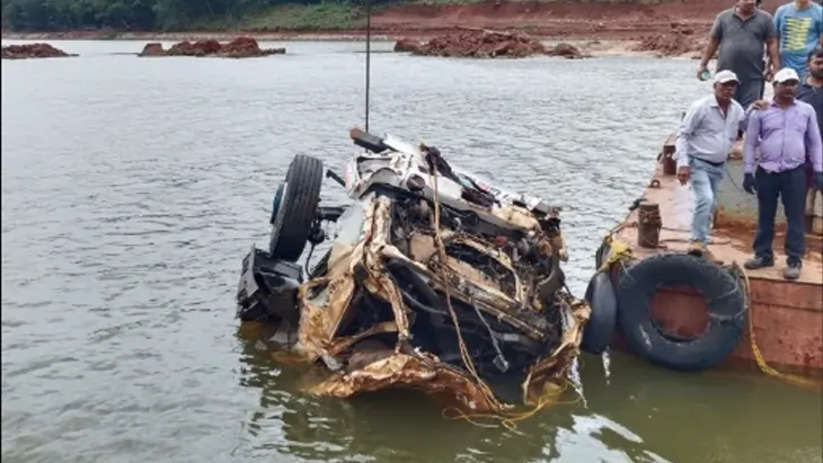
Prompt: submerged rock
<box><xmin>139</xmin><ymin>37</ymin><xmax>285</xmax><ymax>58</ymax></box>
<box><xmin>1</xmin><ymin>43</ymin><xmax>76</xmax><ymax>59</ymax></box>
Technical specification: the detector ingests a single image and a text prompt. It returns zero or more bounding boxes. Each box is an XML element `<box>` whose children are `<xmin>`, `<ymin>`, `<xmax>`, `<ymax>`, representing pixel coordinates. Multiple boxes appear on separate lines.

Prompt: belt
<box><xmin>757</xmin><ymin>165</ymin><xmax>804</xmax><ymax>175</ymax></box>
<box><xmin>691</xmin><ymin>156</ymin><xmax>725</xmax><ymax>167</ymax></box>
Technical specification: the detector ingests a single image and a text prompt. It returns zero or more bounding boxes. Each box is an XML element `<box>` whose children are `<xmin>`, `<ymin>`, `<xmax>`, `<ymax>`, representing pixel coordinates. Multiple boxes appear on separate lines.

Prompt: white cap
<box><xmin>714</xmin><ymin>70</ymin><xmax>740</xmax><ymax>84</ymax></box>
<box><xmin>774</xmin><ymin>67</ymin><xmax>800</xmax><ymax>83</ymax></box>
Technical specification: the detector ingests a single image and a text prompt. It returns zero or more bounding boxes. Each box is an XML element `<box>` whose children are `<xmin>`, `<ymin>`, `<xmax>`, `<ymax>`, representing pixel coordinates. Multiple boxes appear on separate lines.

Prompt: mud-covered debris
<box><xmin>633</xmin><ymin>31</ymin><xmax>706</xmax><ymax>57</ymax></box>
<box><xmin>1</xmin><ymin>43</ymin><xmax>76</xmax><ymax>59</ymax></box>
<box><xmin>394</xmin><ymin>38</ymin><xmax>423</xmax><ymax>53</ymax></box>
<box><xmin>167</xmin><ymin>39</ymin><xmax>222</xmax><ymax>56</ymax></box>
<box><xmin>545</xmin><ymin>43</ymin><xmax>585</xmax><ymax>59</ymax></box>
<box><xmin>139</xmin><ymin>37</ymin><xmax>285</xmax><ymax>58</ymax></box>
<box><xmin>139</xmin><ymin>43</ymin><xmax>165</xmax><ymax>56</ymax></box>
<box><xmin>412</xmin><ymin>29</ymin><xmax>546</xmax><ymax>58</ymax></box>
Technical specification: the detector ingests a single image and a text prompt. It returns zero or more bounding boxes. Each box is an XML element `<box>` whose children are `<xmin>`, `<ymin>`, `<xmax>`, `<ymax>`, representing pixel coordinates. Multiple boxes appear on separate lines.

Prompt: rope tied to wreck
<box><xmin>441</xmin><ymin>378</ymin><xmax>583</xmax><ymax>431</ymax></box>
<box><xmin>423</xmin><ymin>145</ymin><xmax>582</xmax><ymax>429</ymax></box>
<box><xmin>425</xmin><ymin>147</ymin><xmax>506</xmax><ymax>413</ymax></box>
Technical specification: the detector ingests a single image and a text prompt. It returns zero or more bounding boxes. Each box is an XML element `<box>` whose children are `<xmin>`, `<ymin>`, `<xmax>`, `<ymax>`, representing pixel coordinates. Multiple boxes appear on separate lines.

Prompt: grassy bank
<box><xmin>190</xmin><ymin>3</ymin><xmax>367</xmax><ymax>31</ymax></box>
<box><xmin>2</xmin><ymin>0</ymin><xmax>679</xmax><ymax>34</ymax></box>
<box><xmin>187</xmin><ymin>0</ymin><xmax>671</xmax><ymax>32</ymax></box>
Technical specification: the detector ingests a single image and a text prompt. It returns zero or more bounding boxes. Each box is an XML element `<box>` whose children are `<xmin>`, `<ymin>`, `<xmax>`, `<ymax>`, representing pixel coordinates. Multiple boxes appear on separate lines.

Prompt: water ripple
<box><xmin>2</xmin><ymin>40</ymin><xmax>821</xmax><ymax>463</ymax></box>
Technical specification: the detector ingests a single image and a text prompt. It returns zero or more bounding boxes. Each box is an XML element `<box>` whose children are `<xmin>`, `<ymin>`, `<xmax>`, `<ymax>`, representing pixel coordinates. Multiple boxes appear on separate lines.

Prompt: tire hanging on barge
<box><xmin>582</xmin><ymin>271</ymin><xmax>618</xmax><ymax>354</ymax></box>
<box><xmin>616</xmin><ymin>253</ymin><xmax>746</xmax><ymax>371</ymax></box>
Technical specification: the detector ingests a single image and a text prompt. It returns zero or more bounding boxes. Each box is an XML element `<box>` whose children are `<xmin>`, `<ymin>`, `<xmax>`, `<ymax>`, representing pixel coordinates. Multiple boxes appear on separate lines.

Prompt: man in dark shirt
<box><xmin>796</xmin><ymin>46</ymin><xmax>823</xmax><ymax>135</ymax></box>
<box><xmin>698</xmin><ymin>0</ymin><xmax>781</xmax><ymax>109</ymax></box>
<box><xmin>797</xmin><ymin>47</ymin><xmax>823</xmax><ymax>236</ymax></box>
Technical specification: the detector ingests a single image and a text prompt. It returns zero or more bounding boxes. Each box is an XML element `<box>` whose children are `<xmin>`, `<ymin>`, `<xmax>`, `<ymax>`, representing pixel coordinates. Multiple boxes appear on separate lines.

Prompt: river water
<box><xmin>2</xmin><ymin>40</ymin><xmax>821</xmax><ymax>463</ymax></box>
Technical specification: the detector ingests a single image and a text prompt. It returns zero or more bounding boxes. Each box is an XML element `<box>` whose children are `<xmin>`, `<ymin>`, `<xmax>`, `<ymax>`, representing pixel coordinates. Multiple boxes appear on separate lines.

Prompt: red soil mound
<box><xmin>411</xmin><ymin>29</ymin><xmax>545</xmax><ymax>58</ymax></box>
<box><xmin>139</xmin><ymin>37</ymin><xmax>285</xmax><ymax>58</ymax></box>
<box><xmin>1</xmin><ymin>43</ymin><xmax>75</xmax><ymax>59</ymax></box>
<box><xmin>633</xmin><ymin>22</ymin><xmax>707</xmax><ymax>57</ymax></box>
<box><xmin>397</xmin><ymin>29</ymin><xmax>585</xmax><ymax>59</ymax></box>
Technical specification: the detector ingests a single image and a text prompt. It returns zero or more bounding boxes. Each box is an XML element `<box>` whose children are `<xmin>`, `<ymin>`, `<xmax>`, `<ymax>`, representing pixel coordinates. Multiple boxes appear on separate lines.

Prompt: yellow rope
<box><xmin>598</xmin><ymin>234</ymin><xmax>633</xmax><ymax>272</ymax></box>
<box><xmin>734</xmin><ymin>263</ymin><xmax>823</xmax><ymax>391</ymax></box>
<box><xmin>441</xmin><ymin>378</ymin><xmax>582</xmax><ymax>431</ymax></box>
<box><xmin>428</xmin><ymin>164</ymin><xmax>506</xmax><ymax>412</ymax></box>
<box><xmin>425</xmin><ymin>152</ymin><xmax>581</xmax><ymax>428</ymax></box>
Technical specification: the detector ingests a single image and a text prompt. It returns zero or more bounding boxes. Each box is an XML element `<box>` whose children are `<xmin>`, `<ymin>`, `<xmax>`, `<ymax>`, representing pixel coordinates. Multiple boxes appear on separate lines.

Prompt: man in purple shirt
<box><xmin>743</xmin><ymin>67</ymin><xmax>823</xmax><ymax>279</ymax></box>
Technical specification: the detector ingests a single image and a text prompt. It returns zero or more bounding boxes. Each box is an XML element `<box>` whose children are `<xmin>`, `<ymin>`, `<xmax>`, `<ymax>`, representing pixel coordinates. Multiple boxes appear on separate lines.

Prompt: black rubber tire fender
<box><xmin>594</xmin><ymin>239</ymin><xmax>611</xmax><ymax>271</ymax></box>
<box><xmin>582</xmin><ymin>271</ymin><xmax>618</xmax><ymax>354</ymax></box>
<box><xmin>616</xmin><ymin>253</ymin><xmax>746</xmax><ymax>371</ymax></box>
<box><xmin>269</xmin><ymin>155</ymin><xmax>323</xmax><ymax>261</ymax></box>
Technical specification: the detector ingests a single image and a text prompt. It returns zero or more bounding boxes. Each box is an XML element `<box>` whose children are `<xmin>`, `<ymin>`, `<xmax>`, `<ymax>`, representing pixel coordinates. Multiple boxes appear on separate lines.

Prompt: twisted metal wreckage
<box><xmin>236</xmin><ymin>129</ymin><xmax>591</xmax><ymax>413</ymax></box>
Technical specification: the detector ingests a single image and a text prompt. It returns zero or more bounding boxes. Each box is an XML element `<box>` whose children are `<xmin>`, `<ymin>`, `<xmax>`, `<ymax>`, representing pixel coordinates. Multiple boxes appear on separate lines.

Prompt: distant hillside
<box><xmin>0</xmin><ymin>0</ymin><xmax>787</xmax><ymax>36</ymax></box>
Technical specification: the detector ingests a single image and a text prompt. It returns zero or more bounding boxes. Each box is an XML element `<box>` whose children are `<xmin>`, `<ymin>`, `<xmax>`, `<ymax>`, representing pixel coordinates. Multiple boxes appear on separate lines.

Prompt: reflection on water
<box><xmin>233</xmin><ymin>321</ymin><xmax>822</xmax><ymax>463</ymax></box>
<box><xmin>234</xmin><ymin>323</ymin><xmax>671</xmax><ymax>463</ymax></box>
<box><xmin>2</xmin><ymin>40</ymin><xmax>821</xmax><ymax>462</ymax></box>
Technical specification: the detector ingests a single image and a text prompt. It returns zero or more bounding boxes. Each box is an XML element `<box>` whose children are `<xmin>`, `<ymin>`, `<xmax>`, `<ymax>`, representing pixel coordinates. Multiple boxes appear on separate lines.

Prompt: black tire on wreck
<box><xmin>616</xmin><ymin>253</ymin><xmax>746</xmax><ymax>371</ymax></box>
<box><xmin>269</xmin><ymin>155</ymin><xmax>323</xmax><ymax>261</ymax></box>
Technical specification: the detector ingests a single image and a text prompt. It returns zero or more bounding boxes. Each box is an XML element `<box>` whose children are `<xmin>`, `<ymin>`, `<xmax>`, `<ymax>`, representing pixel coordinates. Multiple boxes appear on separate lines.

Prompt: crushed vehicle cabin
<box><xmin>235</xmin><ymin>129</ymin><xmax>593</xmax><ymax>412</ymax></box>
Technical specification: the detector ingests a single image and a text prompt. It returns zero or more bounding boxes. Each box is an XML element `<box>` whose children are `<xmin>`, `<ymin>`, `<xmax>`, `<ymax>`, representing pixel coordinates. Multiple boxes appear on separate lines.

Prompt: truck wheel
<box><xmin>269</xmin><ymin>155</ymin><xmax>323</xmax><ymax>261</ymax></box>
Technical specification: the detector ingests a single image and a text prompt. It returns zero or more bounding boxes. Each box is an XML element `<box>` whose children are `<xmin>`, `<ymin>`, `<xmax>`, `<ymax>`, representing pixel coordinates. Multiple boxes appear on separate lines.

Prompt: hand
<box><xmin>814</xmin><ymin>172</ymin><xmax>823</xmax><ymax>190</ymax></box>
<box><xmin>743</xmin><ymin>173</ymin><xmax>757</xmax><ymax>194</ymax></box>
<box><xmin>696</xmin><ymin>65</ymin><xmax>709</xmax><ymax>80</ymax></box>
<box><xmin>677</xmin><ymin>166</ymin><xmax>690</xmax><ymax>185</ymax></box>
<box><xmin>764</xmin><ymin>69</ymin><xmax>774</xmax><ymax>82</ymax></box>
<box><xmin>750</xmin><ymin>99</ymin><xmax>769</xmax><ymax>110</ymax></box>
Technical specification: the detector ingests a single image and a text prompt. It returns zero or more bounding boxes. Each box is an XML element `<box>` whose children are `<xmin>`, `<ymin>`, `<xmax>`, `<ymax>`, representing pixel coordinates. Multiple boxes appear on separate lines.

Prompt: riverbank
<box><xmin>0</xmin><ymin>31</ymin><xmax>706</xmax><ymax>59</ymax></box>
<box><xmin>0</xmin><ymin>35</ymin><xmax>699</xmax><ymax>59</ymax></box>
<box><xmin>3</xmin><ymin>40</ymin><xmax>821</xmax><ymax>462</ymax></box>
<box><xmin>2</xmin><ymin>0</ymin><xmax>789</xmax><ymax>41</ymax></box>
<box><xmin>7</xmin><ymin>0</ymin><xmax>786</xmax><ymax>58</ymax></box>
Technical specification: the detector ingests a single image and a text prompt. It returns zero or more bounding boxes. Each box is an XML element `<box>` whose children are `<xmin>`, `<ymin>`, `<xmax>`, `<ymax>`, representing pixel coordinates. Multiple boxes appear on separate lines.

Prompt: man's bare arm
<box><xmin>697</xmin><ymin>38</ymin><xmax>720</xmax><ymax>79</ymax></box>
<box><xmin>766</xmin><ymin>37</ymin><xmax>780</xmax><ymax>79</ymax></box>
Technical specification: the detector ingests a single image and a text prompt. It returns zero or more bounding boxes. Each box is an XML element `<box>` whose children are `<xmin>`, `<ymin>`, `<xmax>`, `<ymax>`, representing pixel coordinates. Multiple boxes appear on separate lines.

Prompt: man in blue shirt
<box><xmin>775</xmin><ymin>0</ymin><xmax>823</xmax><ymax>79</ymax></box>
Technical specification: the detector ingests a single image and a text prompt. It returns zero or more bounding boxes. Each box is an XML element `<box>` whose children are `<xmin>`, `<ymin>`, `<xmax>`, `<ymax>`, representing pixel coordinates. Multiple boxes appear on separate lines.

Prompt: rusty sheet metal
<box><xmin>361</xmin><ymin>196</ymin><xmax>411</xmax><ymax>341</ymax></box>
<box><xmin>326</xmin><ymin>321</ymin><xmax>399</xmax><ymax>356</ymax></box>
<box><xmin>294</xmin><ymin>276</ymin><xmax>354</xmax><ymax>361</ymax></box>
<box><xmin>523</xmin><ymin>297</ymin><xmax>589</xmax><ymax>404</ymax></box>
<box><xmin>308</xmin><ymin>352</ymin><xmax>499</xmax><ymax>412</ymax></box>
<box><xmin>288</xmin><ymin>191</ymin><xmax>588</xmax><ymax>413</ymax></box>
<box><xmin>294</xmin><ymin>196</ymin><xmax>411</xmax><ymax>360</ymax></box>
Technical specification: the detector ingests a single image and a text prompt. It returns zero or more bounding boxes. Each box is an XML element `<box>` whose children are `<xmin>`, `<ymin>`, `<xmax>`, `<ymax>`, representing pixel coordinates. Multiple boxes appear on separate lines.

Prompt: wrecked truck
<box><xmin>235</xmin><ymin>129</ymin><xmax>591</xmax><ymax>412</ymax></box>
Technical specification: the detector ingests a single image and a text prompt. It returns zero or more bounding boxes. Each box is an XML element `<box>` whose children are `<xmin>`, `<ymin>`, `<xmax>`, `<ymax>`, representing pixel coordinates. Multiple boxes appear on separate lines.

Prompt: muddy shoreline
<box><xmin>0</xmin><ymin>30</ymin><xmax>700</xmax><ymax>58</ymax></box>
